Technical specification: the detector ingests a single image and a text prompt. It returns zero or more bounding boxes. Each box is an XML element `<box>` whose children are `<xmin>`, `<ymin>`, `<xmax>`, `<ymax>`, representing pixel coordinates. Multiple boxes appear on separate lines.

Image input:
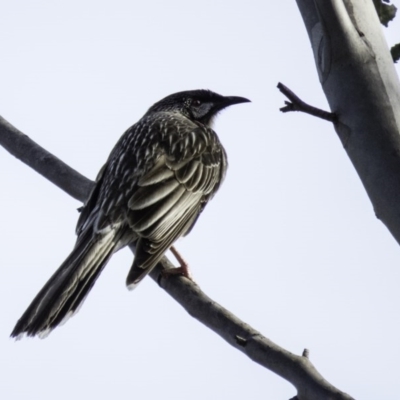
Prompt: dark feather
<box><xmin>11</xmin><ymin>227</ymin><xmax>122</xmax><ymax>338</ymax></box>
<box><xmin>11</xmin><ymin>89</ymin><xmax>248</xmax><ymax>338</ymax></box>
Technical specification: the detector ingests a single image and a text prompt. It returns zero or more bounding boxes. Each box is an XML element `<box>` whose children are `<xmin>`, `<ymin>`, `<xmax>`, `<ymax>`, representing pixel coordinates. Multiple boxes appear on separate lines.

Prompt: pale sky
<box><xmin>1</xmin><ymin>1</ymin><xmax>400</xmax><ymax>399</ymax></box>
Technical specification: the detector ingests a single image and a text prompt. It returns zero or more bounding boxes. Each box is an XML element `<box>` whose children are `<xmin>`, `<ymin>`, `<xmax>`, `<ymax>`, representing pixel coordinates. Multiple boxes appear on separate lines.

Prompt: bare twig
<box><xmin>302</xmin><ymin>348</ymin><xmax>310</xmax><ymax>358</ymax></box>
<box><xmin>277</xmin><ymin>83</ymin><xmax>337</xmax><ymax>123</ymax></box>
<box><xmin>0</xmin><ymin>115</ymin><xmax>355</xmax><ymax>400</ymax></box>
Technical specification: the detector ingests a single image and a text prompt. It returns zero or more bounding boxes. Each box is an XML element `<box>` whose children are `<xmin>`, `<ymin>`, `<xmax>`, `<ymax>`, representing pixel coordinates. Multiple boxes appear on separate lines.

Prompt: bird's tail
<box><xmin>11</xmin><ymin>227</ymin><xmax>120</xmax><ymax>339</ymax></box>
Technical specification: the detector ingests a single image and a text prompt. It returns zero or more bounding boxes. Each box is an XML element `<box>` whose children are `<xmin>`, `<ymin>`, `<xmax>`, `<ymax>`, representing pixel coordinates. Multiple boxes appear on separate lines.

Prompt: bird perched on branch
<box><xmin>11</xmin><ymin>89</ymin><xmax>250</xmax><ymax>339</ymax></box>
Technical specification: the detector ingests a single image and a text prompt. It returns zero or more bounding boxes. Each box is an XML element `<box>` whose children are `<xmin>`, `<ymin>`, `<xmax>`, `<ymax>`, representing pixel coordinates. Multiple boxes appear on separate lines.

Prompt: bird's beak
<box><xmin>222</xmin><ymin>96</ymin><xmax>251</xmax><ymax>108</ymax></box>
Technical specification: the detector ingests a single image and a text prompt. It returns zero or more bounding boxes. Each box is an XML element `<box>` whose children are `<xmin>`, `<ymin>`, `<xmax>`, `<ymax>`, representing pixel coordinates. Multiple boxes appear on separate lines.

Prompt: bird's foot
<box><xmin>162</xmin><ymin>246</ymin><xmax>193</xmax><ymax>281</ymax></box>
<box><xmin>161</xmin><ymin>264</ymin><xmax>193</xmax><ymax>280</ymax></box>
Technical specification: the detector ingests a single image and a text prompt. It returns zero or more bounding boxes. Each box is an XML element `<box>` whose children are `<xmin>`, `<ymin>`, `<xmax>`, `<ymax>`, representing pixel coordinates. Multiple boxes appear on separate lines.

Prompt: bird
<box><xmin>11</xmin><ymin>89</ymin><xmax>250</xmax><ymax>339</ymax></box>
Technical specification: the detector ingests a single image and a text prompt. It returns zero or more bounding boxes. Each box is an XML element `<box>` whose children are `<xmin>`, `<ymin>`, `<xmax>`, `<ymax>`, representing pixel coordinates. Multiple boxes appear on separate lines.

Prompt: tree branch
<box><xmin>277</xmin><ymin>82</ymin><xmax>337</xmax><ymax>123</ymax></box>
<box><xmin>0</xmin><ymin>116</ymin><xmax>93</xmax><ymax>201</ymax></box>
<box><xmin>295</xmin><ymin>0</ymin><xmax>400</xmax><ymax>246</ymax></box>
<box><xmin>0</xmin><ymin>114</ymin><xmax>355</xmax><ymax>400</ymax></box>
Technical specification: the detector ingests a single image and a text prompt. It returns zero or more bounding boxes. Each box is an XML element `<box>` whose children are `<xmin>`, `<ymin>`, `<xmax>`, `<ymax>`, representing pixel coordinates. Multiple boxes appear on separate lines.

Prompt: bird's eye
<box><xmin>193</xmin><ymin>99</ymin><xmax>201</xmax><ymax>107</ymax></box>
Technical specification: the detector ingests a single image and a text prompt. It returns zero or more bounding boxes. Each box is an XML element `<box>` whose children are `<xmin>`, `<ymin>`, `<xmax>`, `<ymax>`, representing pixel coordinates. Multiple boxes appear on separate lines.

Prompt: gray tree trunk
<box><xmin>296</xmin><ymin>0</ymin><xmax>400</xmax><ymax>244</ymax></box>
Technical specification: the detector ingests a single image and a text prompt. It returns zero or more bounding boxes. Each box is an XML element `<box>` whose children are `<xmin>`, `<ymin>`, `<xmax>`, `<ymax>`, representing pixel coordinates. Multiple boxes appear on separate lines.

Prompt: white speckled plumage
<box><xmin>11</xmin><ymin>89</ymin><xmax>250</xmax><ymax>338</ymax></box>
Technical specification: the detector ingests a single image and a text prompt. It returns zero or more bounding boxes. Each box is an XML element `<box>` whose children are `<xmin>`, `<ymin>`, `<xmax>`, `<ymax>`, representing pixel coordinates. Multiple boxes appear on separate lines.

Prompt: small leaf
<box><xmin>373</xmin><ymin>0</ymin><xmax>397</xmax><ymax>26</ymax></box>
<box><xmin>391</xmin><ymin>43</ymin><xmax>400</xmax><ymax>63</ymax></box>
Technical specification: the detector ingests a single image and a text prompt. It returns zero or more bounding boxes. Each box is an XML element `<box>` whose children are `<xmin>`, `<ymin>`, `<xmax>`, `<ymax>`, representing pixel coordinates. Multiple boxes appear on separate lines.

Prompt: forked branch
<box><xmin>277</xmin><ymin>83</ymin><xmax>337</xmax><ymax>123</ymax></box>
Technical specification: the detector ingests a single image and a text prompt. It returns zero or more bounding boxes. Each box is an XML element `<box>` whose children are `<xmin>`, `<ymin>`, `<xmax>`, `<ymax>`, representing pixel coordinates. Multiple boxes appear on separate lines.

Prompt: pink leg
<box><xmin>162</xmin><ymin>245</ymin><xmax>193</xmax><ymax>280</ymax></box>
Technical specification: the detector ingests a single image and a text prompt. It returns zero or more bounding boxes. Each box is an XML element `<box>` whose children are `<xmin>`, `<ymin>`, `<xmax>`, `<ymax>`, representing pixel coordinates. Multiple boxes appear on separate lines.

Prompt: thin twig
<box><xmin>277</xmin><ymin>83</ymin><xmax>337</xmax><ymax>123</ymax></box>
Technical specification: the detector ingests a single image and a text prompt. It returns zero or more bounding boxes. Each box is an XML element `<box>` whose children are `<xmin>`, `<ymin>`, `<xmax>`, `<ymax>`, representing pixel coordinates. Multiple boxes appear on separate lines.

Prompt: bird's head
<box><xmin>147</xmin><ymin>89</ymin><xmax>250</xmax><ymax>126</ymax></box>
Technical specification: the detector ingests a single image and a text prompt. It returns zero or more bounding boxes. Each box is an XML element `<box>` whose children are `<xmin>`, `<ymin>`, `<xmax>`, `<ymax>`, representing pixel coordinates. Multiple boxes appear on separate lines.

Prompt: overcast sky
<box><xmin>1</xmin><ymin>1</ymin><xmax>400</xmax><ymax>399</ymax></box>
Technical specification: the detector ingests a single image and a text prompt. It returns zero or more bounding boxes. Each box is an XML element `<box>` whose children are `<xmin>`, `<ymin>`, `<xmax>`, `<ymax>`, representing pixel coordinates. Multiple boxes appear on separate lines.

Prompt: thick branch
<box><xmin>0</xmin><ymin>116</ymin><xmax>93</xmax><ymax>201</ymax></box>
<box><xmin>296</xmin><ymin>0</ymin><xmax>400</xmax><ymax>245</ymax></box>
<box><xmin>0</xmin><ymin>115</ymin><xmax>355</xmax><ymax>400</ymax></box>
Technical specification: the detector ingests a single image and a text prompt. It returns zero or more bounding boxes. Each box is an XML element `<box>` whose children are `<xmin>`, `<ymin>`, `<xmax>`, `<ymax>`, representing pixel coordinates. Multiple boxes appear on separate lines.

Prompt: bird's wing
<box><xmin>75</xmin><ymin>118</ymin><xmax>156</xmax><ymax>237</ymax></box>
<box><xmin>76</xmin><ymin>163</ymin><xmax>107</xmax><ymax>236</ymax></box>
<box><xmin>125</xmin><ymin>122</ymin><xmax>227</xmax><ymax>286</ymax></box>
